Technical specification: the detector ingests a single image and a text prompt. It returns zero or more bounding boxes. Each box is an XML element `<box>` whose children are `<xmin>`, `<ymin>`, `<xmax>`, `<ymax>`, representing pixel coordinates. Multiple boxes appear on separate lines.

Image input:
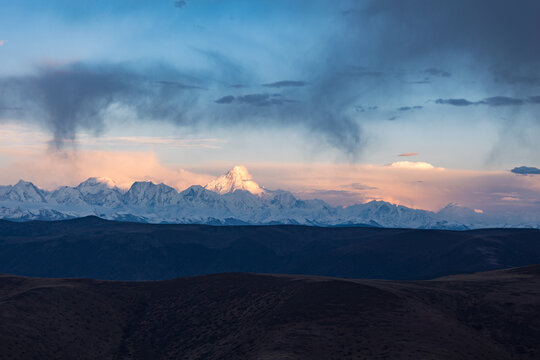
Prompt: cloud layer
<box><xmin>0</xmin><ymin>60</ymin><xmax>363</xmax><ymax>154</ymax></box>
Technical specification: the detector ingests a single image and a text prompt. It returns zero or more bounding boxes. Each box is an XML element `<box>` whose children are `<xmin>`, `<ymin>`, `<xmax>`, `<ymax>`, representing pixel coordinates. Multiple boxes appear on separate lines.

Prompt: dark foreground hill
<box><xmin>0</xmin><ymin>216</ymin><xmax>540</xmax><ymax>280</ymax></box>
<box><xmin>1</xmin><ymin>265</ymin><xmax>540</xmax><ymax>359</ymax></box>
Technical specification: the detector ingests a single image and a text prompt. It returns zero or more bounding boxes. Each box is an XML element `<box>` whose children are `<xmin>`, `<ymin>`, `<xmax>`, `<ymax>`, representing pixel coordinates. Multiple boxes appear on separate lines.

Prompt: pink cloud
<box><xmin>0</xmin><ymin>40</ymin><xmax>5</xmax><ymax>46</ymax></box>
<box><xmin>223</xmin><ymin>163</ymin><xmax>540</xmax><ymax>213</ymax></box>
<box><xmin>398</xmin><ymin>152</ymin><xmax>418</xmax><ymax>157</ymax></box>
<box><xmin>0</xmin><ymin>148</ymin><xmax>213</xmax><ymax>191</ymax></box>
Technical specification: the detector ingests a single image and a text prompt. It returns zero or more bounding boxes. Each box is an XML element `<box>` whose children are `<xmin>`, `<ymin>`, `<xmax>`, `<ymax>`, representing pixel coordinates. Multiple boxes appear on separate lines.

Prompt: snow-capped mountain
<box><xmin>205</xmin><ymin>165</ymin><xmax>265</xmax><ymax>196</ymax></box>
<box><xmin>0</xmin><ymin>166</ymin><xmax>537</xmax><ymax>229</ymax></box>
<box><xmin>75</xmin><ymin>177</ymin><xmax>124</xmax><ymax>207</ymax></box>
<box><xmin>0</xmin><ymin>180</ymin><xmax>48</xmax><ymax>203</ymax></box>
<box><xmin>124</xmin><ymin>181</ymin><xmax>180</xmax><ymax>207</ymax></box>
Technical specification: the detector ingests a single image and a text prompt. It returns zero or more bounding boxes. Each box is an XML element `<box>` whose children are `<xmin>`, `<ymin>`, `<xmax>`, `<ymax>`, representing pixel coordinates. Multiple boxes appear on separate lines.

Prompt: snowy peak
<box><xmin>124</xmin><ymin>181</ymin><xmax>179</xmax><ymax>207</ymax></box>
<box><xmin>0</xmin><ymin>180</ymin><xmax>48</xmax><ymax>203</ymax></box>
<box><xmin>204</xmin><ymin>165</ymin><xmax>265</xmax><ymax>196</ymax></box>
<box><xmin>75</xmin><ymin>177</ymin><xmax>123</xmax><ymax>207</ymax></box>
<box><xmin>76</xmin><ymin>177</ymin><xmax>117</xmax><ymax>193</ymax></box>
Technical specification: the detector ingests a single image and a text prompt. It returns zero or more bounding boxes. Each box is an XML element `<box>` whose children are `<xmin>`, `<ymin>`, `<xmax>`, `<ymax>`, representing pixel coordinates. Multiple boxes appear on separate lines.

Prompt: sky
<box><xmin>0</xmin><ymin>0</ymin><xmax>539</xmax><ymax>215</ymax></box>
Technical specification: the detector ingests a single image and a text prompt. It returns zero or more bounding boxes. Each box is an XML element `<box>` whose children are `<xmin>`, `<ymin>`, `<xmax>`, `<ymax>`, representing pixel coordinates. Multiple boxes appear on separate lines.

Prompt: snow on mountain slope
<box><xmin>0</xmin><ymin>167</ymin><xmax>537</xmax><ymax>229</ymax></box>
<box><xmin>48</xmin><ymin>186</ymin><xmax>89</xmax><ymax>207</ymax></box>
<box><xmin>205</xmin><ymin>165</ymin><xmax>265</xmax><ymax>196</ymax></box>
<box><xmin>124</xmin><ymin>182</ymin><xmax>180</xmax><ymax>207</ymax></box>
<box><xmin>0</xmin><ymin>180</ymin><xmax>48</xmax><ymax>203</ymax></box>
<box><xmin>75</xmin><ymin>177</ymin><xmax>124</xmax><ymax>207</ymax></box>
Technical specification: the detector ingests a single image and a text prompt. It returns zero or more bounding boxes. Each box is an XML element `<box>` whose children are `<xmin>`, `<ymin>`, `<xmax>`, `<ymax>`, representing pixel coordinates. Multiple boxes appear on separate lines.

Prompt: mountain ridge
<box><xmin>0</xmin><ymin>166</ymin><xmax>537</xmax><ymax>229</ymax></box>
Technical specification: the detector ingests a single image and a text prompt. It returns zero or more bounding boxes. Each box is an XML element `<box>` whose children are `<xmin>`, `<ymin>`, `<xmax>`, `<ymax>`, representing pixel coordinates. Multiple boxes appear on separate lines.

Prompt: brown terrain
<box><xmin>0</xmin><ymin>265</ymin><xmax>539</xmax><ymax>359</ymax></box>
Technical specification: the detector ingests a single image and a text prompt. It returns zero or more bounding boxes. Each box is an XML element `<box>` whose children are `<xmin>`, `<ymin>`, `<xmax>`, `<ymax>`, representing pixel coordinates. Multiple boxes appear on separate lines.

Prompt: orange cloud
<box><xmin>398</xmin><ymin>152</ymin><xmax>418</xmax><ymax>157</ymax></box>
<box><xmin>0</xmin><ymin>148</ymin><xmax>213</xmax><ymax>191</ymax></box>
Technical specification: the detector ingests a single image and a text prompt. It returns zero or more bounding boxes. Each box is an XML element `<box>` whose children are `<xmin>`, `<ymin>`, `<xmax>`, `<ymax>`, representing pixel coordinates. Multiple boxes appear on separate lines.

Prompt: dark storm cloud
<box><xmin>236</xmin><ymin>93</ymin><xmax>294</xmax><ymax>106</ymax></box>
<box><xmin>398</xmin><ymin>106</ymin><xmax>422</xmax><ymax>112</ymax></box>
<box><xmin>261</xmin><ymin>81</ymin><xmax>307</xmax><ymax>88</ymax></box>
<box><xmin>355</xmin><ymin>105</ymin><xmax>377</xmax><ymax>113</ymax></box>
<box><xmin>215</xmin><ymin>93</ymin><xmax>295</xmax><ymax>106</ymax></box>
<box><xmin>0</xmin><ymin>63</ymin><xmax>209</xmax><ymax>148</ymax></box>
<box><xmin>435</xmin><ymin>99</ymin><xmax>475</xmax><ymax>106</ymax></box>
<box><xmin>363</xmin><ymin>0</ymin><xmax>540</xmax><ymax>69</ymax></box>
<box><xmin>0</xmin><ymin>61</ymin><xmax>360</xmax><ymax>153</ymax></box>
<box><xmin>11</xmin><ymin>0</ymin><xmax>540</xmax><ymax>156</ymax></box>
<box><xmin>436</xmin><ymin>96</ymin><xmax>536</xmax><ymax>107</ymax></box>
<box><xmin>511</xmin><ymin>166</ymin><xmax>540</xmax><ymax>175</ymax></box>
<box><xmin>480</xmin><ymin>97</ymin><xmax>523</xmax><ymax>106</ymax></box>
<box><xmin>214</xmin><ymin>95</ymin><xmax>235</xmax><ymax>104</ymax></box>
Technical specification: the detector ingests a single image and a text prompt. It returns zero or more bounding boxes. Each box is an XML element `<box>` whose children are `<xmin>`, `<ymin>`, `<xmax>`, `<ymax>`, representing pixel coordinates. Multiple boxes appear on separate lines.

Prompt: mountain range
<box><xmin>0</xmin><ymin>165</ymin><xmax>537</xmax><ymax>229</ymax></box>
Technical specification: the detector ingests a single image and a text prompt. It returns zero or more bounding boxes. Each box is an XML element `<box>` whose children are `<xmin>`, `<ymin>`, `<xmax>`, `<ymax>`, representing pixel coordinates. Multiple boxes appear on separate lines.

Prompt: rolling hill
<box><xmin>0</xmin><ymin>265</ymin><xmax>539</xmax><ymax>359</ymax></box>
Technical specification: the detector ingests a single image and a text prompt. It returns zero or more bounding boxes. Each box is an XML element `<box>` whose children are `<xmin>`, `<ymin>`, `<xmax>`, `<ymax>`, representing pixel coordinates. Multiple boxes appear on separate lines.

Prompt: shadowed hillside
<box><xmin>1</xmin><ymin>265</ymin><xmax>540</xmax><ymax>359</ymax></box>
<box><xmin>0</xmin><ymin>217</ymin><xmax>539</xmax><ymax>280</ymax></box>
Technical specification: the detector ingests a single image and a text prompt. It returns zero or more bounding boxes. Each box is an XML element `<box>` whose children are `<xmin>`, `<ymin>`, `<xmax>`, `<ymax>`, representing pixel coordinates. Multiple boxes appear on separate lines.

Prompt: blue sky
<box><xmin>0</xmin><ymin>0</ymin><xmax>539</xmax><ymax>212</ymax></box>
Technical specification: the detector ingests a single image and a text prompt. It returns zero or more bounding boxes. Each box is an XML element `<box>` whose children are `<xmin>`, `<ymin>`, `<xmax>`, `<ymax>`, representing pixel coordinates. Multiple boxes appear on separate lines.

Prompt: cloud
<box><xmin>436</xmin><ymin>96</ymin><xmax>531</xmax><ymax>107</ymax></box>
<box><xmin>214</xmin><ymin>93</ymin><xmax>295</xmax><ymax>106</ymax></box>
<box><xmin>236</xmin><ymin>93</ymin><xmax>295</xmax><ymax>106</ymax></box>
<box><xmin>261</xmin><ymin>80</ymin><xmax>307</xmax><ymax>88</ymax></box>
<box><xmin>0</xmin><ymin>148</ymin><xmax>213</xmax><ymax>191</ymax></box>
<box><xmin>527</xmin><ymin>96</ymin><xmax>540</xmax><ymax>104</ymax></box>
<box><xmin>424</xmin><ymin>68</ymin><xmax>451</xmax><ymax>77</ymax></box>
<box><xmin>355</xmin><ymin>105</ymin><xmax>378</xmax><ymax>112</ymax></box>
<box><xmin>435</xmin><ymin>98</ymin><xmax>476</xmax><ymax>106</ymax></box>
<box><xmin>390</xmin><ymin>161</ymin><xmax>438</xmax><ymax>169</ymax></box>
<box><xmin>398</xmin><ymin>152</ymin><xmax>418</xmax><ymax>157</ymax></box>
<box><xmin>242</xmin><ymin>163</ymin><xmax>540</xmax><ymax>214</ymax></box>
<box><xmin>480</xmin><ymin>96</ymin><xmax>523</xmax><ymax>106</ymax></box>
<box><xmin>0</xmin><ymin>40</ymin><xmax>5</xmax><ymax>46</ymax></box>
<box><xmin>398</xmin><ymin>106</ymin><xmax>423</xmax><ymax>111</ymax></box>
<box><xmin>363</xmin><ymin>0</ymin><xmax>540</xmax><ymax>82</ymax></box>
<box><xmin>0</xmin><ymin>61</ymin><xmax>360</xmax><ymax>154</ymax></box>
<box><xmin>511</xmin><ymin>166</ymin><xmax>540</xmax><ymax>175</ymax></box>
<box><xmin>214</xmin><ymin>95</ymin><xmax>235</xmax><ymax>104</ymax></box>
